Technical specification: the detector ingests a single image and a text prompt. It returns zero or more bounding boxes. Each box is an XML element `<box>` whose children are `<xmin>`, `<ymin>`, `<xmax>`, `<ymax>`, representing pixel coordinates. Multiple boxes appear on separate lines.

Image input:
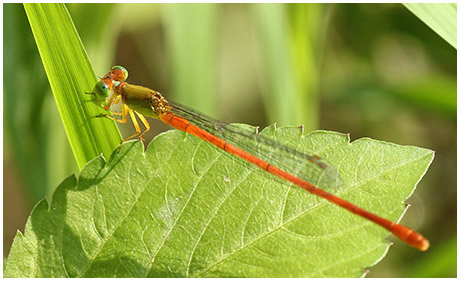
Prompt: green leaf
<box><xmin>404</xmin><ymin>3</ymin><xmax>457</xmax><ymax>49</ymax></box>
<box><xmin>4</xmin><ymin>127</ymin><xmax>433</xmax><ymax>277</ymax></box>
<box><xmin>23</xmin><ymin>3</ymin><xmax>121</xmax><ymax>169</ymax></box>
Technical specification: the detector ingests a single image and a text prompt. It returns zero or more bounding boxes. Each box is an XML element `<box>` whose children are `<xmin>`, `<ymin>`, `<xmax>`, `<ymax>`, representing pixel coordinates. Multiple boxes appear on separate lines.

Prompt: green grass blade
<box><xmin>253</xmin><ymin>3</ymin><xmax>322</xmax><ymax>129</ymax></box>
<box><xmin>287</xmin><ymin>3</ymin><xmax>323</xmax><ymax>131</ymax></box>
<box><xmin>23</xmin><ymin>3</ymin><xmax>121</xmax><ymax>169</ymax></box>
<box><xmin>164</xmin><ymin>3</ymin><xmax>218</xmax><ymax>116</ymax></box>
<box><xmin>253</xmin><ymin>4</ymin><xmax>297</xmax><ymax>126</ymax></box>
<box><xmin>404</xmin><ymin>3</ymin><xmax>457</xmax><ymax>49</ymax></box>
<box><xmin>67</xmin><ymin>3</ymin><xmax>119</xmax><ymax>71</ymax></box>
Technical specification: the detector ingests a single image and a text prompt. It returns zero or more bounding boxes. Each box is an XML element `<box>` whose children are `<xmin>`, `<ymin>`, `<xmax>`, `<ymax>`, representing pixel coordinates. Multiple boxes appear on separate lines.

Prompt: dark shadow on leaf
<box><xmin>77</xmin><ymin>141</ymin><xmax>142</xmax><ymax>190</ymax></box>
<box><xmin>81</xmin><ymin>255</ymin><xmax>148</xmax><ymax>277</ymax></box>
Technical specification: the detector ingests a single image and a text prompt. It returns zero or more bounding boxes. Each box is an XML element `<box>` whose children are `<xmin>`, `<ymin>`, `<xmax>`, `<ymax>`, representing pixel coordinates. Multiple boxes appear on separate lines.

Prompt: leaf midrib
<box><xmin>71</xmin><ymin>141</ymin><xmax>428</xmax><ymax>277</ymax></box>
<box><xmin>190</xmin><ymin>151</ymin><xmax>429</xmax><ymax>277</ymax></box>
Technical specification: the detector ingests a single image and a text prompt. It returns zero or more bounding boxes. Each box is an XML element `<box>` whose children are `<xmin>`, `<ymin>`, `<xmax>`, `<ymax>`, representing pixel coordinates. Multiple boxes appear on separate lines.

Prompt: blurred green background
<box><xmin>3</xmin><ymin>3</ymin><xmax>456</xmax><ymax>277</ymax></box>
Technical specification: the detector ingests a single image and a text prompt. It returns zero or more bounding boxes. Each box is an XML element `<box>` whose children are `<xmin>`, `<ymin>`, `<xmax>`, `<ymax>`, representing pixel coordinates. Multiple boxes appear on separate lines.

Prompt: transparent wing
<box><xmin>170</xmin><ymin>102</ymin><xmax>344</xmax><ymax>191</ymax></box>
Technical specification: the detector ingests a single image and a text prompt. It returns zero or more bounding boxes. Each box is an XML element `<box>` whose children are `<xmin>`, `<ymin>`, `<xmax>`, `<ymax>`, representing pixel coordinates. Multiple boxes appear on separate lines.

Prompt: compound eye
<box><xmin>111</xmin><ymin>65</ymin><xmax>128</xmax><ymax>82</ymax></box>
<box><xmin>94</xmin><ymin>80</ymin><xmax>111</xmax><ymax>97</ymax></box>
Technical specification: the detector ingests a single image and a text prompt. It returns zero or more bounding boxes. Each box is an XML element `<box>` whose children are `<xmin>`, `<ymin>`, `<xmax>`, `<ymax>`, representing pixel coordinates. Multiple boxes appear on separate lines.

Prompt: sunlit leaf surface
<box><xmin>4</xmin><ymin>128</ymin><xmax>433</xmax><ymax>277</ymax></box>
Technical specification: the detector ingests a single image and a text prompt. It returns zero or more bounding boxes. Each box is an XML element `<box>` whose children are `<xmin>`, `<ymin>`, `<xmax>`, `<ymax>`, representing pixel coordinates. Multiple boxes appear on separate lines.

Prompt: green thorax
<box><xmin>119</xmin><ymin>83</ymin><xmax>171</xmax><ymax>119</ymax></box>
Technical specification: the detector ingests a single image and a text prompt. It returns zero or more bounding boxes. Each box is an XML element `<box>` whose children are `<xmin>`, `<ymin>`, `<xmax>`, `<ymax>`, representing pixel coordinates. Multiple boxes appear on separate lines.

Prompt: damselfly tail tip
<box><xmin>419</xmin><ymin>239</ymin><xmax>430</xmax><ymax>251</ymax></box>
